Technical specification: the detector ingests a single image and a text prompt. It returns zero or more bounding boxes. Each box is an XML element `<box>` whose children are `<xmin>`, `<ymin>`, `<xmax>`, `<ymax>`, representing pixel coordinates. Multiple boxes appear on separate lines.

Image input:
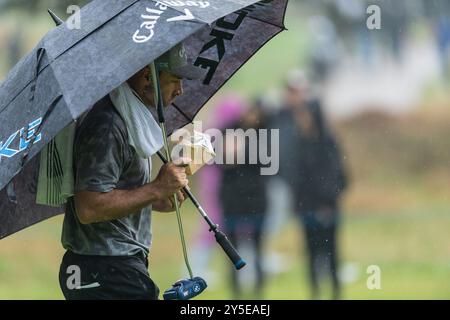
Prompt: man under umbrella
<box><xmin>58</xmin><ymin>43</ymin><xmax>202</xmax><ymax>300</ymax></box>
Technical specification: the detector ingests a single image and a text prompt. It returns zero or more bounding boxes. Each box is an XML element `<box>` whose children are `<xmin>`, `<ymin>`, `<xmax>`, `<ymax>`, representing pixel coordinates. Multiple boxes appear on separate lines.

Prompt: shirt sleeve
<box><xmin>74</xmin><ymin>116</ymin><xmax>128</xmax><ymax>193</ymax></box>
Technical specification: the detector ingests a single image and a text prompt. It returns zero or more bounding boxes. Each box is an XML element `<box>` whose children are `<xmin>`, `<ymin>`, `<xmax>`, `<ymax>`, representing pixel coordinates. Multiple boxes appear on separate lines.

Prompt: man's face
<box><xmin>129</xmin><ymin>67</ymin><xmax>184</xmax><ymax>108</ymax></box>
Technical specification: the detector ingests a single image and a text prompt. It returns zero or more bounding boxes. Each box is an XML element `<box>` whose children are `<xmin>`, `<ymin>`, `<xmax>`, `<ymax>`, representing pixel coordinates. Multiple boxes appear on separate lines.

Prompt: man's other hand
<box><xmin>153</xmin><ymin>190</ymin><xmax>186</xmax><ymax>212</ymax></box>
<box><xmin>152</xmin><ymin>157</ymin><xmax>191</xmax><ymax>199</ymax></box>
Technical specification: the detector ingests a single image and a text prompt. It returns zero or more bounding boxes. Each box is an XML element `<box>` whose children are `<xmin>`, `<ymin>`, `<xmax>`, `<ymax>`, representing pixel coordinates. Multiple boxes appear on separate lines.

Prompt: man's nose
<box><xmin>177</xmin><ymin>81</ymin><xmax>183</xmax><ymax>96</ymax></box>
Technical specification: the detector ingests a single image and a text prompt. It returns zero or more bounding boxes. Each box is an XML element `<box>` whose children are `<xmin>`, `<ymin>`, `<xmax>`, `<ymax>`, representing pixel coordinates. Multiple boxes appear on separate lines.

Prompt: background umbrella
<box><xmin>0</xmin><ymin>0</ymin><xmax>288</xmax><ymax>241</ymax></box>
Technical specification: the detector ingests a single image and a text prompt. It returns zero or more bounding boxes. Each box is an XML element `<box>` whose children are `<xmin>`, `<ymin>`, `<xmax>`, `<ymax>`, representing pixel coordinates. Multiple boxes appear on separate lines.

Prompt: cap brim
<box><xmin>171</xmin><ymin>65</ymin><xmax>206</xmax><ymax>80</ymax></box>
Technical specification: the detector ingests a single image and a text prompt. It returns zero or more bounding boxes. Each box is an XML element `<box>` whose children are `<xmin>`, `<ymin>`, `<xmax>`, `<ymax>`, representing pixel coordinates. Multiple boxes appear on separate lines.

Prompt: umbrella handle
<box><xmin>215</xmin><ymin>230</ymin><xmax>246</xmax><ymax>270</ymax></box>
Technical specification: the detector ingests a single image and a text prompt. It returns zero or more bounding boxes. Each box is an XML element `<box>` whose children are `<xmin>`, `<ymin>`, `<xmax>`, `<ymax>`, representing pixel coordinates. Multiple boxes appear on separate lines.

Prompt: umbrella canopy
<box><xmin>0</xmin><ymin>0</ymin><xmax>288</xmax><ymax>239</ymax></box>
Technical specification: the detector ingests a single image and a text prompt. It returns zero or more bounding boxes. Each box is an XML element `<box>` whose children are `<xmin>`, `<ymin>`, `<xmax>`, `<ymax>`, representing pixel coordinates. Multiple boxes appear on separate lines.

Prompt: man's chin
<box><xmin>164</xmin><ymin>99</ymin><xmax>176</xmax><ymax>107</ymax></box>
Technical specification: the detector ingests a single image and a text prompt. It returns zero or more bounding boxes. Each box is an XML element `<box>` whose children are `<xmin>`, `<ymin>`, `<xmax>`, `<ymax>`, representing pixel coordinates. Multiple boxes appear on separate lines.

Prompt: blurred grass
<box><xmin>1</xmin><ymin>204</ymin><xmax>449</xmax><ymax>299</ymax></box>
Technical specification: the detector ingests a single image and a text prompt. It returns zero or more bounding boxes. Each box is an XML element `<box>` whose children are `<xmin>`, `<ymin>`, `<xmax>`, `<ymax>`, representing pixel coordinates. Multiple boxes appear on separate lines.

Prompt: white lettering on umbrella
<box><xmin>133</xmin><ymin>6</ymin><xmax>166</xmax><ymax>44</ymax></box>
<box><xmin>161</xmin><ymin>1</ymin><xmax>210</xmax><ymax>9</ymax></box>
<box><xmin>133</xmin><ymin>2</ymin><xmax>197</xmax><ymax>44</ymax></box>
<box><xmin>167</xmin><ymin>8</ymin><xmax>195</xmax><ymax>22</ymax></box>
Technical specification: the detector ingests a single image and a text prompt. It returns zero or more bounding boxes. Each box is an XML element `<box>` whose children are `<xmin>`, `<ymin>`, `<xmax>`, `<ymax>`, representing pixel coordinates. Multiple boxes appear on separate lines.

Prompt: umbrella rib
<box><xmin>236</xmin><ymin>0</ymin><xmax>289</xmax><ymax>30</ymax></box>
<box><xmin>243</xmin><ymin>14</ymin><xmax>287</xmax><ymax>30</ymax></box>
<box><xmin>172</xmin><ymin>103</ymin><xmax>194</xmax><ymax>124</ymax></box>
<box><xmin>0</xmin><ymin>48</ymin><xmax>47</xmax><ymax>115</ymax></box>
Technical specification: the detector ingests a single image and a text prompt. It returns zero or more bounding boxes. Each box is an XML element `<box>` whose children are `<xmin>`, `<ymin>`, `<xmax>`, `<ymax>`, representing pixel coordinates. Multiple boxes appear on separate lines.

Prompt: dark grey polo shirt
<box><xmin>62</xmin><ymin>96</ymin><xmax>152</xmax><ymax>257</ymax></box>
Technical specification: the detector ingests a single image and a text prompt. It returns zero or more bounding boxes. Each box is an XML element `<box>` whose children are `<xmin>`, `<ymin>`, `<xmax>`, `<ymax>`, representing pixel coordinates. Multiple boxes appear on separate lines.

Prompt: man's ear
<box><xmin>143</xmin><ymin>67</ymin><xmax>152</xmax><ymax>83</ymax></box>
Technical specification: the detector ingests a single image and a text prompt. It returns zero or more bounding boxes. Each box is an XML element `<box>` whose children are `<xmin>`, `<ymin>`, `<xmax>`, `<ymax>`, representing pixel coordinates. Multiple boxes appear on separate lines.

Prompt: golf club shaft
<box><xmin>156</xmin><ymin>151</ymin><xmax>246</xmax><ymax>270</ymax></box>
<box><xmin>157</xmin><ymin>151</ymin><xmax>217</xmax><ymax>229</ymax></box>
<box><xmin>151</xmin><ymin>63</ymin><xmax>193</xmax><ymax>279</ymax></box>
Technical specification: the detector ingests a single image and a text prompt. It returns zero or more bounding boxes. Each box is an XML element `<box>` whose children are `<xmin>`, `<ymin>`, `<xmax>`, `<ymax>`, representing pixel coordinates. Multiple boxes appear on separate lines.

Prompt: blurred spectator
<box><xmin>423</xmin><ymin>0</ymin><xmax>450</xmax><ymax>77</ymax></box>
<box><xmin>436</xmin><ymin>14</ymin><xmax>450</xmax><ymax>78</ymax></box>
<box><xmin>326</xmin><ymin>0</ymin><xmax>373</xmax><ymax>64</ymax></box>
<box><xmin>307</xmin><ymin>15</ymin><xmax>341</xmax><ymax>83</ymax></box>
<box><xmin>275</xmin><ymin>70</ymin><xmax>348</xmax><ymax>300</ymax></box>
<box><xmin>377</xmin><ymin>0</ymin><xmax>410</xmax><ymax>62</ymax></box>
<box><xmin>218</xmin><ymin>98</ymin><xmax>269</xmax><ymax>299</ymax></box>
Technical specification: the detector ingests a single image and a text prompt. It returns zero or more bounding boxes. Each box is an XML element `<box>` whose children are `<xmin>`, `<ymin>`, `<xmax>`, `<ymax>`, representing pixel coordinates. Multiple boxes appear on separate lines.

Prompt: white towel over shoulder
<box><xmin>109</xmin><ymin>82</ymin><xmax>163</xmax><ymax>159</ymax></box>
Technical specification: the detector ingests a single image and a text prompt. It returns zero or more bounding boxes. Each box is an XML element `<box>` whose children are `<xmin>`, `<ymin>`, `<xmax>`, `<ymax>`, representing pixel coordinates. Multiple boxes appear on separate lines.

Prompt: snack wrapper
<box><xmin>178</xmin><ymin>130</ymin><xmax>216</xmax><ymax>175</ymax></box>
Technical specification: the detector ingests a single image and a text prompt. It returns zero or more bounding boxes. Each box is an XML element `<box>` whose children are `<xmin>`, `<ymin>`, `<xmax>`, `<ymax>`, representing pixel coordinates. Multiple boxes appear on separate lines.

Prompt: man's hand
<box><xmin>151</xmin><ymin>157</ymin><xmax>191</xmax><ymax>199</ymax></box>
<box><xmin>153</xmin><ymin>190</ymin><xmax>186</xmax><ymax>212</ymax></box>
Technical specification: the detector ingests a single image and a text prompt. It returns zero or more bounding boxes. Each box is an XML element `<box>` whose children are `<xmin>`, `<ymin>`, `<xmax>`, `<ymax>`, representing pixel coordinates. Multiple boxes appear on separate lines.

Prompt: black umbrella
<box><xmin>0</xmin><ymin>0</ymin><xmax>288</xmax><ymax>242</ymax></box>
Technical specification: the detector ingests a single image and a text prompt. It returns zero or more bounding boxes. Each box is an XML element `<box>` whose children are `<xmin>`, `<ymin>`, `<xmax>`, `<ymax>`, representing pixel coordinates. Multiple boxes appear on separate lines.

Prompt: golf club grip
<box><xmin>215</xmin><ymin>230</ymin><xmax>246</xmax><ymax>270</ymax></box>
